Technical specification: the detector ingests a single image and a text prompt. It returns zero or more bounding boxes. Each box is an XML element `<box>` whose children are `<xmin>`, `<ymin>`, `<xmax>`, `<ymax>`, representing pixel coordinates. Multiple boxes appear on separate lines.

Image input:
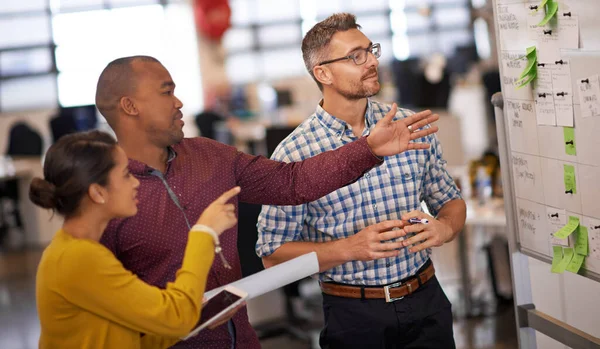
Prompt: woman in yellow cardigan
<box><xmin>30</xmin><ymin>131</ymin><xmax>240</xmax><ymax>349</ymax></box>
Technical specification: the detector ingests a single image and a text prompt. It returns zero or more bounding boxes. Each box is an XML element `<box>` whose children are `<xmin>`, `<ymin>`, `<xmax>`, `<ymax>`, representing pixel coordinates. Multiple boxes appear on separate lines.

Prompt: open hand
<box><xmin>367</xmin><ymin>104</ymin><xmax>439</xmax><ymax>157</ymax></box>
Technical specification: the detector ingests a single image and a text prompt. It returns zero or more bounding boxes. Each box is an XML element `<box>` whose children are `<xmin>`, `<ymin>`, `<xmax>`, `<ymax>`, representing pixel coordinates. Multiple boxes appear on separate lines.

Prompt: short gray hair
<box><xmin>301</xmin><ymin>13</ymin><xmax>361</xmax><ymax>91</ymax></box>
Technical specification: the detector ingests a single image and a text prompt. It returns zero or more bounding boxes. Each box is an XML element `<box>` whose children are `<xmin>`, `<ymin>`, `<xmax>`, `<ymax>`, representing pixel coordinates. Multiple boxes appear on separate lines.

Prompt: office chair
<box><xmin>0</xmin><ymin>122</ymin><xmax>43</xmax><ymax>248</ymax></box>
<box><xmin>50</xmin><ymin>105</ymin><xmax>98</xmax><ymax>143</ymax></box>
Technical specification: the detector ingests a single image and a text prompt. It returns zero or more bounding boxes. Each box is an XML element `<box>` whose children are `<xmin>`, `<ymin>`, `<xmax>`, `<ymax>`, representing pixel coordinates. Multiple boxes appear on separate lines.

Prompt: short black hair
<box><xmin>95</xmin><ymin>55</ymin><xmax>161</xmax><ymax>129</ymax></box>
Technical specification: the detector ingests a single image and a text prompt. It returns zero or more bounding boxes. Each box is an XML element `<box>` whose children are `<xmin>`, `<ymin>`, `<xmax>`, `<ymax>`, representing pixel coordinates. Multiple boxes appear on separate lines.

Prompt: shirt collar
<box><xmin>315</xmin><ymin>98</ymin><xmax>376</xmax><ymax>136</ymax></box>
<box><xmin>128</xmin><ymin>146</ymin><xmax>178</xmax><ymax>176</ymax></box>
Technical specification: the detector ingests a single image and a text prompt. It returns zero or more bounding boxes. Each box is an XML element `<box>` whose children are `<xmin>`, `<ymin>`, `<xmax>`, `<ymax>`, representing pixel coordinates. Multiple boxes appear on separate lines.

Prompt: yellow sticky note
<box><xmin>551</xmin><ymin>245</ymin><xmax>563</xmax><ymax>273</ymax></box>
<box><xmin>554</xmin><ymin>247</ymin><xmax>574</xmax><ymax>273</ymax></box>
<box><xmin>564</xmin><ymin>164</ymin><xmax>576</xmax><ymax>194</ymax></box>
<box><xmin>564</xmin><ymin>127</ymin><xmax>576</xmax><ymax>156</ymax></box>
<box><xmin>575</xmin><ymin>226</ymin><xmax>588</xmax><ymax>256</ymax></box>
<box><xmin>554</xmin><ymin>216</ymin><xmax>579</xmax><ymax>240</ymax></box>
<box><xmin>566</xmin><ymin>253</ymin><xmax>585</xmax><ymax>274</ymax></box>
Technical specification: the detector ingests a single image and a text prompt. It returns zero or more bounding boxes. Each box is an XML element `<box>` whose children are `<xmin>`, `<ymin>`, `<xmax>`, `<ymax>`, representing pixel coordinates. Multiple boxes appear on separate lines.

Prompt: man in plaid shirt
<box><xmin>257</xmin><ymin>13</ymin><xmax>466</xmax><ymax>349</ymax></box>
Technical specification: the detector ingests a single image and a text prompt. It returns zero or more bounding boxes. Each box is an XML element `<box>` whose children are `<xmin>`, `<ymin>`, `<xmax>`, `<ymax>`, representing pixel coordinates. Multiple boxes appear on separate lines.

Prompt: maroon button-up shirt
<box><xmin>101</xmin><ymin>136</ymin><xmax>381</xmax><ymax>349</ymax></box>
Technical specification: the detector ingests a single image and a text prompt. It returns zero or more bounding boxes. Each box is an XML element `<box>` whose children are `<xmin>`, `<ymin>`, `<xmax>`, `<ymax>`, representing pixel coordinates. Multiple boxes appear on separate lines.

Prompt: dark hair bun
<box><xmin>29</xmin><ymin>177</ymin><xmax>58</xmax><ymax>209</ymax></box>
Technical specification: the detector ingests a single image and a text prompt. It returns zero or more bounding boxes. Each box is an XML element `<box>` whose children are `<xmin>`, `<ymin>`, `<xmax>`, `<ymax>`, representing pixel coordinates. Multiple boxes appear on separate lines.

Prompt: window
<box><xmin>225</xmin><ymin>0</ymin><xmax>474</xmax><ymax>85</ymax></box>
<box><xmin>0</xmin><ymin>0</ymin><xmax>202</xmax><ymax>114</ymax></box>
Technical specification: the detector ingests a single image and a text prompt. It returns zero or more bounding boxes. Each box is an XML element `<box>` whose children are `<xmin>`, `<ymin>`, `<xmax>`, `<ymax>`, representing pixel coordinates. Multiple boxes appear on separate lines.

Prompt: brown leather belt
<box><xmin>320</xmin><ymin>262</ymin><xmax>435</xmax><ymax>302</ymax></box>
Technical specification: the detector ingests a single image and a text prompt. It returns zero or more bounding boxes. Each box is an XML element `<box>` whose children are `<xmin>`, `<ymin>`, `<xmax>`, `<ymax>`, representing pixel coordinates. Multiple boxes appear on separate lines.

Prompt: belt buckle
<box><xmin>384</xmin><ymin>281</ymin><xmax>403</xmax><ymax>303</ymax></box>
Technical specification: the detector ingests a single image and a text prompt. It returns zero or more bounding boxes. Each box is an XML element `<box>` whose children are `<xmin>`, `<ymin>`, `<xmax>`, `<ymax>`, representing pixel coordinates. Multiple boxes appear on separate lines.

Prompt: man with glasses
<box><xmin>94</xmin><ymin>54</ymin><xmax>440</xmax><ymax>349</ymax></box>
<box><xmin>257</xmin><ymin>13</ymin><xmax>466</xmax><ymax>349</ymax></box>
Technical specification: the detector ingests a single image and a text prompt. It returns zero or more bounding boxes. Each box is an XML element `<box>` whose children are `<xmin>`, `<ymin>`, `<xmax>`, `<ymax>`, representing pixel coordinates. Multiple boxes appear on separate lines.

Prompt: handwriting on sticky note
<box><xmin>578</xmin><ymin>74</ymin><xmax>600</xmax><ymax>118</ymax></box>
<box><xmin>536</xmin><ymin>15</ymin><xmax>579</xmax><ymax>64</ymax></box>
<box><xmin>563</xmin><ymin>164</ymin><xmax>576</xmax><ymax>194</ymax></box>
<box><xmin>563</xmin><ymin>127</ymin><xmax>576</xmax><ymax>155</ymax></box>
<box><xmin>551</xmin><ymin>245</ymin><xmax>563</xmax><ymax>273</ymax></box>
<box><xmin>575</xmin><ymin>226</ymin><xmax>588</xmax><ymax>256</ymax></box>
<box><xmin>547</xmin><ymin>207</ymin><xmax>569</xmax><ymax>247</ymax></box>
<box><xmin>566</xmin><ymin>253</ymin><xmax>585</xmax><ymax>274</ymax></box>
<box><xmin>554</xmin><ymin>216</ymin><xmax>579</xmax><ymax>240</ymax></box>
<box><xmin>589</xmin><ymin>222</ymin><xmax>600</xmax><ymax>261</ymax></box>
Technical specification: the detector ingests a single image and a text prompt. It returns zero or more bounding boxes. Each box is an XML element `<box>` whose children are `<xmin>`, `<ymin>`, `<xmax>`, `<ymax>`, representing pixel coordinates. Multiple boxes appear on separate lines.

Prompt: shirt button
<box><xmin>365</xmin><ymin>173</ymin><xmax>370</xmax><ymax>179</ymax></box>
<box><xmin>373</xmin><ymin>204</ymin><xmax>378</xmax><ymax>210</ymax></box>
<box><xmin>336</xmin><ymin>132</ymin><xmax>341</xmax><ymax>137</ymax></box>
<box><xmin>386</xmin><ymin>263</ymin><xmax>391</xmax><ymax>267</ymax></box>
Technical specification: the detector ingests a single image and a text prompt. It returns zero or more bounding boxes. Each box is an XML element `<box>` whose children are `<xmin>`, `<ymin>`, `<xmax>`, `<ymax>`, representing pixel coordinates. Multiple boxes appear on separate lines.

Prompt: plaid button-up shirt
<box><xmin>257</xmin><ymin>99</ymin><xmax>462</xmax><ymax>285</ymax></box>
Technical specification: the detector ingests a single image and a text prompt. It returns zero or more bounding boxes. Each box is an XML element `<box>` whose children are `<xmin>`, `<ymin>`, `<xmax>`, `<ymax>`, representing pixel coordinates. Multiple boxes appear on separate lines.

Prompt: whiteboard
<box><xmin>495</xmin><ymin>0</ymin><xmax>600</xmax><ymax>278</ymax></box>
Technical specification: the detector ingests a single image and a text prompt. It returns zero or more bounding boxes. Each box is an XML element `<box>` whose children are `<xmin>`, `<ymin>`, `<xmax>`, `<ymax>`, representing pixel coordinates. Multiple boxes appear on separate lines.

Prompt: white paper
<box><xmin>535</xmin><ymin>63</ymin><xmax>553</xmax><ymax>91</ymax></box>
<box><xmin>546</xmin><ymin>207</ymin><xmax>569</xmax><ymax>247</ymax></box>
<box><xmin>527</xmin><ymin>5</ymin><xmax>546</xmax><ymax>41</ymax></box>
<box><xmin>586</xmin><ymin>218</ymin><xmax>600</xmax><ymax>260</ymax></box>
<box><xmin>554</xmin><ymin>91</ymin><xmax>574</xmax><ymax>126</ymax></box>
<box><xmin>497</xmin><ymin>3</ymin><xmax>535</xmax><ymax>50</ymax></box>
<box><xmin>204</xmin><ymin>252</ymin><xmax>319</xmax><ymax>300</ymax></box>
<box><xmin>552</xmin><ymin>60</ymin><xmax>574</xmax><ymax>126</ymax></box>
<box><xmin>505</xmin><ymin>99</ymin><xmax>539</xmax><ymax>155</ymax></box>
<box><xmin>535</xmin><ymin>89</ymin><xmax>556</xmax><ymax>125</ymax></box>
<box><xmin>577</xmin><ymin>74</ymin><xmax>600</xmax><ymax>118</ymax></box>
<box><xmin>535</xmin><ymin>16</ymin><xmax>579</xmax><ymax>63</ymax></box>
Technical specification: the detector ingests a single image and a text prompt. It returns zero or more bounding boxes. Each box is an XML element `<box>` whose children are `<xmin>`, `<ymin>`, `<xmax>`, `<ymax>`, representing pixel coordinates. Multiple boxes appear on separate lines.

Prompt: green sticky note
<box><xmin>519</xmin><ymin>47</ymin><xmax>538</xmax><ymax>79</ymax></box>
<box><xmin>564</xmin><ymin>127</ymin><xmax>576</xmax><ymax>156</ymax></box>
<box><xmin>554</xmin><ymin>216</ymin><xmax>579</xmax><ymax>239</ymax></box>
<box><xmin>564</xmin><ymin>164</ymin><xmax>576</xmax><ymax>194</ymax></box>
<box><xmin>575</xmin><ymin>226</ymin><xmax>589</xmax><ymax>256</ymax></box>
<box><xmin>516</xmin><ymin>71</ymin><xmax>537</xmax><ymax>90</ymax></box>
<box><xmin>538</xmin><ymin>0</ymin><xmax>559</xmax><ymax>26</ymax></box>
<box><xmin>519</xmin><ymin>56</ymin><xmax>537</xmax><ymax>79</ymax></box>
<box><xmin>551</xmin><ymin>245</ymin><xmax>563</xmax><ymax>273</ymax></box>
<box><xmin>566</xmin><ymin>253</ymin><xmax>585</xmax><ymax>273</ymax></box>
<box><xmin>554</xmin><ymin>247</ymin><xmax>574</xmax><ymax>273</ymax></box>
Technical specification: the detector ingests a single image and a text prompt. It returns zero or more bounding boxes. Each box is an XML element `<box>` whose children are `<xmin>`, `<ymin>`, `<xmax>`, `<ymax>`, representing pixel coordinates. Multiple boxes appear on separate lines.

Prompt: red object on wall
<box><xmin>193</xmin><ymin>0</ymin><xmax>231</xmax><ymax>41</ymax></box>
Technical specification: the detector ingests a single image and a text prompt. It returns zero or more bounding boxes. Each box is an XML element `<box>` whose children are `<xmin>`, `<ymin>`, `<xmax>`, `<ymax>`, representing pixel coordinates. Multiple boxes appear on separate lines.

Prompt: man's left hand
<box><xmin>367</xmin><ymin>104</ymin><xmax>440</xmax><ymax>157</ymax></box>
<box><xmin>400</xmin><ymin>210</ymin><xmax>453</xmax><ymax>253</ymax></box>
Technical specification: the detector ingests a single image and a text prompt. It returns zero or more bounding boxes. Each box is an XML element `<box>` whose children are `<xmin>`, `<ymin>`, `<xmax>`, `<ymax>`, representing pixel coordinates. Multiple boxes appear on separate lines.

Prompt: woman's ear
<box><xmin>88</xmin><ymin>183</ymin><xmax>107</xmax><ymax>205</ymax></box>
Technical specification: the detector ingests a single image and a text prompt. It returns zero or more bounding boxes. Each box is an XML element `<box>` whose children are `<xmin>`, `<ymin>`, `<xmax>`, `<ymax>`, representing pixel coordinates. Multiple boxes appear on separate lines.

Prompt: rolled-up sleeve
<box><xmin>421</xmin><ymin>133</ymin><xmax>463</xmax><ymax>217</ymax></box>
<box><xmin>256</xmin><ymin>146</ymin><xmax>309</xmax><ymax>257</ymax></box>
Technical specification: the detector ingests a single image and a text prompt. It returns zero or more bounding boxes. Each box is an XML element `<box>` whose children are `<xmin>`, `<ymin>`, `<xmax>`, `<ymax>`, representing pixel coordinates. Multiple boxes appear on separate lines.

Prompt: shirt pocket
<box><xmin>384</xmin><ymin>157</ymin><xmax>424</xmax><ymax>192</ymax></box>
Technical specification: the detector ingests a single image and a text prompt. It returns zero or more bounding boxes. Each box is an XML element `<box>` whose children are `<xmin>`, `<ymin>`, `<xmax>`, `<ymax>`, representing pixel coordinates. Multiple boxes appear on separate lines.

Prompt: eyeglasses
<box><xmin>318</xmin><ymin>43</ymin><xmax>381</xmax><ymax>66</ymax></box>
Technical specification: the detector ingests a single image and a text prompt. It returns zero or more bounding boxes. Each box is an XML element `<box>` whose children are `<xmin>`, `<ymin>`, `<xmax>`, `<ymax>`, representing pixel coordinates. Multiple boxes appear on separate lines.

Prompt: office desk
<box><xmin>0</xmin><ymin>157</ymin><xmax>62</xmax><ymax>247</ymax></box>
<box><xmin>459</xmin><ymin>198</ymin><xmax>507</xmax><ymax>317</ymax></box>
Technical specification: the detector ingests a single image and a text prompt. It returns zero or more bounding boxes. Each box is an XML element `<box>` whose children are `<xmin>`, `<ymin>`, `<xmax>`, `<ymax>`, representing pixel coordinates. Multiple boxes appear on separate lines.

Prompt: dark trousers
<box><xmin>319</xmin><ymin>275</ymin><xmax>455</xmax><ymax>349</ymax></box>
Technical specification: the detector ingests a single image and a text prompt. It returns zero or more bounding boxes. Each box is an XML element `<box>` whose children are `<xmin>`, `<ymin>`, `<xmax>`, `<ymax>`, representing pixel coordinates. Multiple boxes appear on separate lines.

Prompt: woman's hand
<box><xmin>196</xmin><ymin>187</ymin><xmax>241</xmax><ymax>235</ymax></box>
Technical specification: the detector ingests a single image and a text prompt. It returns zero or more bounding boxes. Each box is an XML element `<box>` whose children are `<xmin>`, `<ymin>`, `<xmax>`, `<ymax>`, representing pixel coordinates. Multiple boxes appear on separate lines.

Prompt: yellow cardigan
<box><xmin>36</xmin><ymin>229</ymin><xmax>215</xmax><ymax>349</ymax></box>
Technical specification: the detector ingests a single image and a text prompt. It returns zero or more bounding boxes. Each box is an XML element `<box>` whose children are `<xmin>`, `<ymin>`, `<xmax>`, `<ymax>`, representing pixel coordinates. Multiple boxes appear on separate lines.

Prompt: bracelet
<box><xmin>190</xmin><ymin>224</ymin><xmax>219</xmax><ymax>246</ymax></box>
<box><xmin>190</xmin><ymin>224</ymin><xmax>232</xmax><ymax>269</ymax></box>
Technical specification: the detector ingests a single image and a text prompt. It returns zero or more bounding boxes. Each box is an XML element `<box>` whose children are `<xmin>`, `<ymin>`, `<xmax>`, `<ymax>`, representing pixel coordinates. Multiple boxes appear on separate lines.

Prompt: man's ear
<box><xmin>313</xmin><ymin>65</ymin><xmax>334</xmax><ymax>88</ymax></box>
<box><xmin>120</xmin><ymin>96</ymin><xmax>138</xmax><ymax>116</ymax></box>
<box><xmin>88</xmin><ymin>183</ymin><xmax>107</xmax><ymax>205</ymax></box>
